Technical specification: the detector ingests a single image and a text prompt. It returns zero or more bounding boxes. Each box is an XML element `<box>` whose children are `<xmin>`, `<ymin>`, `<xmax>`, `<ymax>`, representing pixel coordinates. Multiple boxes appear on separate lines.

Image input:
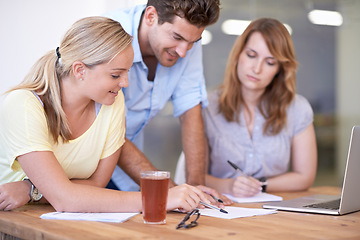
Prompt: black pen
<box><xmin>227</xmin><ymin>160</ymin><xmax>267</xmax><ymax>187</ymax></box>
<box><xmin>210</xmin><ymin>194</ymin><xmax>224</xmax><ymax>203</ymax></box>
<box><xmin>227</xmin><ymin>160</ymin><xmax>249</xmax><ymax>177</ymax></box>
<box><xmin>200</xmin><ymin>201</ymin><xmax>228</xmax><ymax>214</ymax></box>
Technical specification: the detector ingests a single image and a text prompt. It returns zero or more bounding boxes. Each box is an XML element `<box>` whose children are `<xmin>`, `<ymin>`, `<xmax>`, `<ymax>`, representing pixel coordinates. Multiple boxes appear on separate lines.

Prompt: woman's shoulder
<box><xmin>203</xmin><ymin>89</ymin><xmax>221</xmax><ymax>116</ymax></box>
<box><xmin>289</xmin><ymin>94</ymin><xmax>313</xmax><ymax>112</ymax></box>
<box><xmin>287</xmin><ymin>94</ymin><xmax>314</xmax><ymax>132</ymax></box>
<box><xmin>207</xmin><ymin>89</ymin><xmax>221</xmax><ymax>106</ymax></box>
<box><xmin>4</xmin><ymin>89</ymin><xmax>32</xmax><ymax>99</ymax></box>
<box><xmin>2</xmin><ymin>89</ymin><xmax>39</xmax><ymax>110</ymax></box>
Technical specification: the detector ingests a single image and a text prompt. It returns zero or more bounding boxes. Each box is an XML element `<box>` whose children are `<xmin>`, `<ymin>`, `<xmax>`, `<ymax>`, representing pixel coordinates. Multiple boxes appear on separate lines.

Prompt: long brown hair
<box><xmin>219</xmin><ymin>18</ymin><xmax>297</xmax><ymax>135</ymax></box>
<box><xmin>7</xmin><ymin>17</ymin><xmax>132</xmax><ymax>143</ymax></box>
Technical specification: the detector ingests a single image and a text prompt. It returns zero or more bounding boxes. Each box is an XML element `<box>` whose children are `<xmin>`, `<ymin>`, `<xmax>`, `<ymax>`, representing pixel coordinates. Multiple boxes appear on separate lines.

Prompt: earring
<box><xmin>80</xmin><ymin>78</ymin><xmax>83</xmax><ymax>81</ymax></box>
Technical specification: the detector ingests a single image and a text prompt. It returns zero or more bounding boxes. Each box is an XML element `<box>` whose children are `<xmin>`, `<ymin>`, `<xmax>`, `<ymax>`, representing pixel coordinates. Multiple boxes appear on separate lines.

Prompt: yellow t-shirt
<box><xmin>0</xmin><ymin>89</ymin><xmax>125</xmax><ymax>184</ymax></box>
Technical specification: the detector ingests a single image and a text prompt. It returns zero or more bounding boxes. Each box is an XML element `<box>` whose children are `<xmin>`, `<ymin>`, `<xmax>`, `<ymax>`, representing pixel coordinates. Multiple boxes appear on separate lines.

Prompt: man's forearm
<box><xmin>117</xmin><ymin>138</ymin><xmax>158</xmax><ymax>185</ymax></box>
<box><xmin>117</xmin><ymin>138</ymin><xmax>176</xmax><ymax>187</ymax></box>
<box><xmin>180</xmin><ymin>105</ymin><xmax>206</xmax><ymax>186</ymax></box>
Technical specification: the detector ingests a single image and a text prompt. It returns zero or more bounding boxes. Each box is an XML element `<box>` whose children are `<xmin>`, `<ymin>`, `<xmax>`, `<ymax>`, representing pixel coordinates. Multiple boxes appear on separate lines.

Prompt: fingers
<box><xmin>167</xmin><ymin>184</ymin><xmax>211</xmax><ymax>212</ymax></box>
<box><xmin>193</xmin><ymin>185</ymin><xmax>216</xmax><ymax>205</ymax></box>
<box><xmin>0</xmin><ymin>197</ymin><xmax>14</xmax><ymax>211</ymax></box>
<box><xmin>232</xmin><ymin>176</ymin><xmax>262</xmax><ymax>197</ymax></box>
<box><xmin>0</xmin><ymin>181</ymin><xmax>30</xmax><ymax>211</ymax></box>
<box><xmin>195</xmin><ymin>185</ymin><xmax>233</xmax><ymax>206</ymax></box>
<box><xmin>217</xmin><ymin>194</ymin><xmax>232</xmax><ymax>206</ymax></box>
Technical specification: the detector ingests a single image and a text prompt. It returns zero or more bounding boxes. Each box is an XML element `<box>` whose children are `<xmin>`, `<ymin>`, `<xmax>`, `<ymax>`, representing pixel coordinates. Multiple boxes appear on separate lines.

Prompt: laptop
<box><xmin>263</xmin><ymin>125</ymin><xmax>360</xmax><ymax>215</ymax></box>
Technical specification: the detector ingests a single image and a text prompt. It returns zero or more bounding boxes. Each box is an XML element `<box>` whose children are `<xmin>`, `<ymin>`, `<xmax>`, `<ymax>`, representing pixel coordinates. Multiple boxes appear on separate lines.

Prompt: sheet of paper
<box><xmin>40</xmin><ymin>212</ymin><xmax>139</xmax><ymax>223</ymax></box>
<box><xmin>224</xmin><ymin>192</ymin><xmax>283</xmax><ymax>203</ymax></box>
<box><xmin>199</xmin><ymin>206</ymin><xmax>276</xmax><ymax>219</ymax></box>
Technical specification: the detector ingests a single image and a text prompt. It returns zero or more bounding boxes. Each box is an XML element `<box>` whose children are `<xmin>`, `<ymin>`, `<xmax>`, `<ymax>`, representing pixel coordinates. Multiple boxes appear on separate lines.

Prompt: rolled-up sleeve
<box><xmin>171</xmin><ymin>42</ymin><xmax>208</xmax><ymax>117</ymax></box>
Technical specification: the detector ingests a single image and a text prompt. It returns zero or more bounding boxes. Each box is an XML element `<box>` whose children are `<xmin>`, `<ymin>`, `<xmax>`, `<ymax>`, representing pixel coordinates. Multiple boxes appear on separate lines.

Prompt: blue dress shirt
<box><xmin>104</xmin><ymin>5</ymin><xmax>208</xmax><ymax>191</ymax></box>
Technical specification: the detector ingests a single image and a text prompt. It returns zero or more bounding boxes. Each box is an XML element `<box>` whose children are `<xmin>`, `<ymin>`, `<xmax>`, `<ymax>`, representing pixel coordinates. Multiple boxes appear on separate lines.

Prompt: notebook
<box><xmin>263</xmin><ymin>125</ymin><xmax>360</xmax><ymax>215</ymax></box>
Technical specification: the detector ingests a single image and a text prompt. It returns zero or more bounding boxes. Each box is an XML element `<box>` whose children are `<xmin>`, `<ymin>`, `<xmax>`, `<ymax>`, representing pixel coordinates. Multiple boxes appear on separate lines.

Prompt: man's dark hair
<box><xmin>147</xmin><ymin>0</ymin><xmax>221</xmax><ymax>27</ymax></box>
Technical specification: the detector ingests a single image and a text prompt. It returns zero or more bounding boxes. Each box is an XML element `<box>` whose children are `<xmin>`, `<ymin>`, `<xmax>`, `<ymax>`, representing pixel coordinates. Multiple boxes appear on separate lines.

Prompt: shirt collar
<box><xmin>132</xmin><ymin>7</ymin><xmax>145</xmax><ymax>64</ymax></box>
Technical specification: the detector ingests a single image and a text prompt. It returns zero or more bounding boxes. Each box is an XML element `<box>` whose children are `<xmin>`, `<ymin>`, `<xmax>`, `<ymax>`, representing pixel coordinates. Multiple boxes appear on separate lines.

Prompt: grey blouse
<box><xmin>203</xmin><ymin>90</ymin><xmax>314</xmax><ymax>179</ymax></box>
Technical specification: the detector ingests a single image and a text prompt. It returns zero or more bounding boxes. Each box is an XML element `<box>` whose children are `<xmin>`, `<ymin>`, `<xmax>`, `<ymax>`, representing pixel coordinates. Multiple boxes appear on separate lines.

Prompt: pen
<box><xmin>200</xmin><ymin>201</ymin><xmax>228</xmax><ymax>214</ymax></box>
<box><xmin>210</xmin><ymin>194</ymin><xmax>224</xmax><ymax>203</ymax></box>
<box><xmin>227</xmin><ymin>160</ymin><xmax>248</xmax><ymax>177</ymax></box>
<box><xmin>227</xmin><ymin>160</ymin><xmax>267</xmax><ymax>187</ymax></box>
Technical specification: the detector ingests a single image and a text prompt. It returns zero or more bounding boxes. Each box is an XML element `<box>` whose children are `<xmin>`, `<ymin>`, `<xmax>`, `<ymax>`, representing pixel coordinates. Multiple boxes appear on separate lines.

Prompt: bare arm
<box><xmin>116</xmin><ymin>138</ymin><xmax>176</xmax><ymax>187</ymax></box>
<box><xmin>3</xmin><ymin>149</ymin><xmax>209</xmax><ymax>212</ymax></box>
<box><xmin>0</xmin><ymin>148</ymin><xmax>123</xmax><ymax>211</ymax></box>
<box><xmin>266</xmin><ymin>123</ymin><xmax>318</xmax><ymax>192</ymax></box>
<box><xmin>11</xmin><ymin>150</ymin><xmax>142</xmax><ymax>212</ymax></box>
<box><xmin>179</xmin><ymin>104</ymin><xmax>206</xmax><ymax>186</ymax></box>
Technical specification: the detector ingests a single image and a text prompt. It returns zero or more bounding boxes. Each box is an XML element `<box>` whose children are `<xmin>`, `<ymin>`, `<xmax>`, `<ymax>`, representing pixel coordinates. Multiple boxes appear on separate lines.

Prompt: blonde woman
<box><xmin>0</xmin><ymin>16</ymin><xmax>211</xmax><ymax>212</ymax></box>
<box><xmin>204</xmin><ymin>18</ymin><xmax>317</xmax><ymax>197</ymax></box>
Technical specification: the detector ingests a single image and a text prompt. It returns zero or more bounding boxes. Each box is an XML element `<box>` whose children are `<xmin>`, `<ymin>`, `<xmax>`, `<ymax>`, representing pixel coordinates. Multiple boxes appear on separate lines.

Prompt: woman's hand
<box><xmin>0</xmin><ymin>181</ymin><xmax>31</xmax><ymax>211</ymax></box>
<box><xmin>166</xmin><ymin>184</ymin><xmax>212</xmax><ymax>212</ymax></box>
<box><xmin>195</xmin><ymin>185</ymin><xmax>232</xmax><ymax>206</ymax></box>
<box><xmin>231</xmin><ymin>176</ymin><xmax>262</xmax><ymax>197</ymax></box>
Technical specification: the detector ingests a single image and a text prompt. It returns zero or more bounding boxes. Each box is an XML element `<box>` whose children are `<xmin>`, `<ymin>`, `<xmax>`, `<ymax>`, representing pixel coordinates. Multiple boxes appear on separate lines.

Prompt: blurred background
<box><xmin>1</xmin><ymin>0</ymin><xmax>359</xmax><ymax>187</ymax></box>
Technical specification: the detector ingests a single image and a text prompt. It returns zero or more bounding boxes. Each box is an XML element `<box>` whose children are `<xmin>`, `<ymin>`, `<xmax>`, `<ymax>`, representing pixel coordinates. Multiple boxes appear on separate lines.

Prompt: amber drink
<box><xmin>140</xmin><ymin>171</ymin><xmax>170</xmax><ymax>224</ymax></box>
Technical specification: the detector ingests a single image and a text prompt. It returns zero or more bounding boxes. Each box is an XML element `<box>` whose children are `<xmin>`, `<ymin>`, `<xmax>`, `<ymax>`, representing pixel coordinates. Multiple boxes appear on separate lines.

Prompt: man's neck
<box><xmin>143</xmin><ymin>56</ymin><xmax>157</xmax><ymax>81</ymax></box>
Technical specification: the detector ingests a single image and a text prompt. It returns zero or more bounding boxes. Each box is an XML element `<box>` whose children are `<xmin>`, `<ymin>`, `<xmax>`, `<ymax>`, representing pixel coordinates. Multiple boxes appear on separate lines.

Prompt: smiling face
<box><xmin>146</xmin><ymin>14</ymin><xmax>205</xmax><ymax>67</ymax></box>
<box><xmin>237</xmin><ymin>32</ymin><xmax>280</xmax><ymax>95</ymax></box>
<box><xmin>82</xmin><ymin>44</ymin><xmax>134</xmax><ymax>105</ymax></box>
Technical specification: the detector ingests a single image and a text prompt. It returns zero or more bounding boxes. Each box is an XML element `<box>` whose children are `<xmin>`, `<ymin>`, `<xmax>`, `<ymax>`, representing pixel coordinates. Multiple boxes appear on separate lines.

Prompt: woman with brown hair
<box><xmin>204</xmin><ymin>18</ymin><xmax>317</xmax><ymax>197</ymax></box>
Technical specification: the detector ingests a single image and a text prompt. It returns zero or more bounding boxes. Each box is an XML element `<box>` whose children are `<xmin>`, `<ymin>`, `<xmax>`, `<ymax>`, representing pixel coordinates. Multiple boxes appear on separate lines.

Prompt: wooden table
<box><xmin>0</xmin><ymin>186</ymin><xmax>359</xmax><ymax>240</ymax></box>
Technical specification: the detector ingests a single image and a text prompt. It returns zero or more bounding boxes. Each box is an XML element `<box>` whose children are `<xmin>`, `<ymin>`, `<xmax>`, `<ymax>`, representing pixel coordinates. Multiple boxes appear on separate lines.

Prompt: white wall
<box><xmin>0</xmin><ymin>0</ymin><xmax>145</xmax><ymax>103</ymax></box>
<box><xmin>336</xmin><ymin>0</ymin><xmax>360</xmax><ymax>182</ymax></box>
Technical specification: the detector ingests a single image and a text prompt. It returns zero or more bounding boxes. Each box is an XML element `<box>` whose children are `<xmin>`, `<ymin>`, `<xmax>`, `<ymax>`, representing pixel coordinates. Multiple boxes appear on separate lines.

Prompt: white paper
<box><xmin>199</xmin><ymin>206</ymin><xmax>276</xmax><ymax>219</ymax></box>
<box><xmin>40</xmin><ymin>212</ymin><xmax>139</xmax><ymax>223</ymax></box>
<box><xmin>224</xmin><ymin>192</ymin><xmax>283</xmax><ymax>203</ymax></box>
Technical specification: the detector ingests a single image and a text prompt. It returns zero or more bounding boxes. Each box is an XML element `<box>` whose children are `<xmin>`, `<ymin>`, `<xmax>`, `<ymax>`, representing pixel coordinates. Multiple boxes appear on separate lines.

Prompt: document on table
<box><xmin>224</xmin><ymin>192</ymin><xmax>283</xmax><ymax>203</ymax></box>
<box><xmin>40</xmin><ymin>212</ymin><xmax>139</xmax><ymax>223</ymax></box>
<box><xmin>199</xmin><ymin>206</ymin><xmax>276</xmax><ymax>219</ymax></box>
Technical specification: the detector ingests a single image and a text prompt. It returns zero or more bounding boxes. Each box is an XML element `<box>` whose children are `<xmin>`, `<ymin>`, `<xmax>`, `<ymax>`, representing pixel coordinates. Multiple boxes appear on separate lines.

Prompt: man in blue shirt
<box><xmin>104</xmin><ymin>0</ymin><xmax>221</xmax><ymax>191</ymax></box>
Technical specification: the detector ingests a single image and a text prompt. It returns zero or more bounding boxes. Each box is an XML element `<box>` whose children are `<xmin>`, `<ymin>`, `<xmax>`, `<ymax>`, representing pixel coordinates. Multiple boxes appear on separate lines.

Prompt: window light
<box><xmin>222</xmin><ymin>19</ymin><xmax>292</xmax><ymax>36</ymax></box>
<box><xmin>308</xmin><ymin>10</ymin><xmax>343</xmax><ymax>26</ymax></box>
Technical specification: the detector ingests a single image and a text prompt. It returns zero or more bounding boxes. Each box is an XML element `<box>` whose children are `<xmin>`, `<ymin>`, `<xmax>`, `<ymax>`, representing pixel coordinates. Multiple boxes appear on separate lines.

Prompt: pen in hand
<box><xmin>200</xmin><ymin>201</ymin><xmax>228</xmax><ymax>214</ymax></box>
<box><xmin>227</xmin><ymin>160</ymin><xmax>266</xmax><ymax>187</ymax></box>
<box><xmin>227</xmin><ymin>160</ymin><xmax>248</xmax><ymax>177</ymax></box>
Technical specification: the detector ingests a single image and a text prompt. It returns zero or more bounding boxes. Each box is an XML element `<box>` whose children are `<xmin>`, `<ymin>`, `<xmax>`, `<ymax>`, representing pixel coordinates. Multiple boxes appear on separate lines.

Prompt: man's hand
<box><xmin>0</xmin><ymin>181</ymin><xmax>31</xmax><ymax>211</ymax></box>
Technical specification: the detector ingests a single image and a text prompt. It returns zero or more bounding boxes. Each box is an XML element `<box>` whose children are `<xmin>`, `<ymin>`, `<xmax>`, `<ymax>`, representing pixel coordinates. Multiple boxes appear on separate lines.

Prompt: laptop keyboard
<box><xmin>304</xmin><ymin>199</ymin><xmax>340</xmax><ymax>210</ymax></box>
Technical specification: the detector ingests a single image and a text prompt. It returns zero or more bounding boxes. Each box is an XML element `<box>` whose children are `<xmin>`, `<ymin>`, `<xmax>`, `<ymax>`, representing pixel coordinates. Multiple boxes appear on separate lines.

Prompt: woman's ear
<box><xmin>72</xmin><ymin>61</ymin><xmax>86</xmax><ymax>81</ymax></box>
<box><xmin>143</xmin><ymin>6</ymin><xmax>158</xmax><ymax>26</ymax></box>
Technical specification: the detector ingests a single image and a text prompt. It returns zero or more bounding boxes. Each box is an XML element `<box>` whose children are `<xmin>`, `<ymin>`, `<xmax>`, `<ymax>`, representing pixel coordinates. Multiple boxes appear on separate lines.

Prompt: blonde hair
<box><xmin>219</xmin><ymin>18</ymin><xmax>297</xmax><ymax>135</ymax></box>
<box><xmin>8</xmin><ymin>16</ymin><xmax>132</xmax><ymax>143</ymax></box>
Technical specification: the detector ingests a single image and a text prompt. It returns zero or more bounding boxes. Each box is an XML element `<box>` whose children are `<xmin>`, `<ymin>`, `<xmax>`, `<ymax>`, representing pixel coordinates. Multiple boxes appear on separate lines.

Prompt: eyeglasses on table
<box><xmin>176</xmin><ymin>208</ymin><xmax>200</xmax><ymax>229</ymax></box>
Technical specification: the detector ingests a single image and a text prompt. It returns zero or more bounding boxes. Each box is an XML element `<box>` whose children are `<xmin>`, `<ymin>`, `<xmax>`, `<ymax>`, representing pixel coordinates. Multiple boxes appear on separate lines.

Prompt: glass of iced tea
<box><xmin>140</xmin><ymin>171</ymin><xmax>170</xmax><ymax>224</ymax></box>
